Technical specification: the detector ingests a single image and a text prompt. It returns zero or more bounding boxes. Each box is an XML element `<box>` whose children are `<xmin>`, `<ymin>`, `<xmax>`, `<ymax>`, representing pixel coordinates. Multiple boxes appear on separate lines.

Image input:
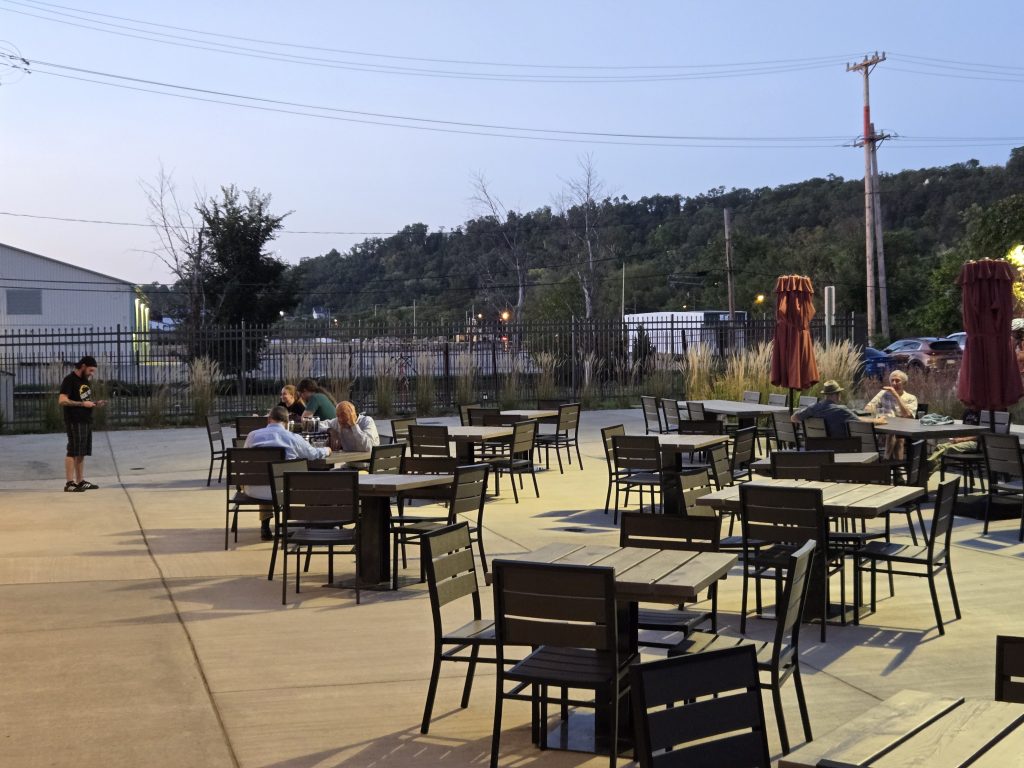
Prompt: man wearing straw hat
<box><xmin>791</xmin><ymin>379</ymin><xmax>882</xmax><ymax>437</ymax></box>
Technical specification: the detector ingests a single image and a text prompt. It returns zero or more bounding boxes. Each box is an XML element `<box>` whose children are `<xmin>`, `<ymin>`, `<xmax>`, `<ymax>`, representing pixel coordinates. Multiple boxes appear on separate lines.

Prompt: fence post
<box><xmin>571</xmin><ymin>316</ymin><xmax>577</xmax><ymax>397</ymax></box>
<box><xmin>490</xmin><ymin>336</ymin><xmax>498</xmax><ymax>403</ymax></box>
<box><xmin>443</xmin><ymin>342</ymin><xmax>451</xmax><ymax>408</ymax></box>
<box><xmin>240</xmin><ymin>321</ymin><xmax>248</xmax><ymax>414</ymax></box>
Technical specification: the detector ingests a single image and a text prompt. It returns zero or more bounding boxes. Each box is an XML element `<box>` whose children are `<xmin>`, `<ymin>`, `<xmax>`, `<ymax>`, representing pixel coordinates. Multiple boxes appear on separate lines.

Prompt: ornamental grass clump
<box><xmin>498</xmin><ymin>357</ymin><xmax>523</xmax><ymax>410</ymax></box>
<box><xmin>682</xmin><ymin>344</ymin><xmax>716</xmax><ymax>400</ymax></box>
<box><xmin>415</xmin><ymin>352</ymin><xmax>436</xmax><ymax>416</ymax></box>
<box><xmin>579</xmin><ymin>350</ymin><xmax>603</xmax><ymax>408</ymax></box>
<box><xmin>189</xmin><ymin>356</ymin><xmax>222</xmax><ymax>425</ymax></box>
<box><xmin>323</xmin><ymin>350</ymin><xmax>354</xmax><ymax>404</ymax></box>
<box><xmin>532</xmin><ymin>351</ymin><xmax>560</xmax><ymax>401</ymax></box>
<box><xmin>647</xmin><ymin>352</ymin><xmax>682</xmax><ymax>399</ymax></box>
<box><xmin>281</xmin><ymin>349</ymin><xmax>313</xmax><ymax>389</ymax></box>
<box><xmin>716</xmin><ymin>342</ymin><xmax>773</xmax><ymax>401</ymax></box>
<box><xmin>813</xmin><ymin>340</ymin><xmax>863</xmax><ymax>395</ymax></box>
<box><xmin>373</xmin><ymin>356</ymin><xmax>397</xmax><ymax>417</ymax></box>
<box><xmin>454</xmin><ymin>351</ymin><xmax>477</xmax><ymax>406</ymax></box>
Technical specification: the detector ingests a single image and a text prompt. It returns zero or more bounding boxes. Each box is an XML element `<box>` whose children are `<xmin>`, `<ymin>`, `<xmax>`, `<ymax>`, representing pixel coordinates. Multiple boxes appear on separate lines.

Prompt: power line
<box><xmin>3</xmin><ymin>0</ymin><xmax>862</xmax><ymax>78</ymax></box>
<box><xmin>7</xmin><ymin>55</ymin><xmax>851</xmax><ymax>147</ymax></box>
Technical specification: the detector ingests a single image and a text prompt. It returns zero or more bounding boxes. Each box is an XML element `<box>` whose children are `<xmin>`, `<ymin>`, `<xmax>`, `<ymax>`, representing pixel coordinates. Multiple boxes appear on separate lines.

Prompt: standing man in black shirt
<box><xmin>59</xmin><ymin>355</ymin><xmax>107</xmax><ymax>492</ymax></box>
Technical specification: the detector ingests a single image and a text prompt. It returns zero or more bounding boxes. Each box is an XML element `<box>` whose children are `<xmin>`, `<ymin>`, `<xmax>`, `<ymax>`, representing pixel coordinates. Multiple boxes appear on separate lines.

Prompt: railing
<box><xmin>0</xmin><ymin>315</ymin><xmax>862</xmax><ymax>432</ymax></box>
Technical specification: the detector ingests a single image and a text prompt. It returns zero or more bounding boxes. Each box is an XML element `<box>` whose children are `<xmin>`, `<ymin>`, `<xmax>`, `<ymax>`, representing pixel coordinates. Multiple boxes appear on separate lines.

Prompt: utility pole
<box><xmin>870</xmin><ymin>122</ymin><xmax>890</xmax><ymax>338</ymax></box>
<box><xmin>847</xmin><ymin>51</ymin><xmax>887</xmax><ymax>342</ymax></box>
<box><xmin>723</xmin><ymin>208</ymin><xmax>736</xmax><ymax>320</ymax></box>
<box><xmin>621</xmin><ymin>262</ymin><xmax>625</xmax><ymax>320</ymax></box>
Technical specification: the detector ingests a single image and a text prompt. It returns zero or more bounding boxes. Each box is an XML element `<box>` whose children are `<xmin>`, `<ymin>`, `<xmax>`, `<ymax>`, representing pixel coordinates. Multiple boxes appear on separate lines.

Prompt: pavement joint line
<box><xmin>103</xmin><ymin>431</ymin><xmax>242</xmax><ymax>768</ymax></box>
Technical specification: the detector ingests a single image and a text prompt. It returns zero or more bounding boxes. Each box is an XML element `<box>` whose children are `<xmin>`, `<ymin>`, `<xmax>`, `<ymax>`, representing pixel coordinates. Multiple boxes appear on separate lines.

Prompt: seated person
<box><xmin>791</xmin><ymin>379</ymin><xmax>882</xmax><ymax>437</ymax></box>
<box><xmin>297</xmin><ymin>378</ymin><xmax>336</xmax><ymax>421</ymax></box>
<box><xmin>277</xmin><ymin>384</ymin><xmax>305</xmax><ymax>420</ymax></box>
<box><xmin>864</xmin><ymin>370</ymin><xmax>918</xmax><ymax>459</ymax></box>
<box><xmin>928</xmin><ymin>436</ymin><xmax>977</xmax><ymax>474</ymax></box>
<box><xmin>325</xmin><ymin>401</ymin><xmax>381</xmax><ymax>453</ymax></box>
<box><xmin>243</xmin><ymin>405</ymin><xmax>332</xmax><ymax>540</ymax></box>
<box><xmin>864</xmin><ymin>370</ymin><xmax>918</xmax><ymax>419</ymax></box>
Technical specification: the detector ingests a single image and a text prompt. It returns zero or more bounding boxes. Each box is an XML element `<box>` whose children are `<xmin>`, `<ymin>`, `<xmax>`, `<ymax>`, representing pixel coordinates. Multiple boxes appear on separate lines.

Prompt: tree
<box><xmin>470</xmin><ymin>173</ymin><xmax>531</xmax><ymax>316</ymax></box>
<box><xmin>557</xmin><ymin>155</ymin><xmax>615</xmax><ymax>320</ymax></box>
<box><xmin>143</xmin><ymin>171</ymin><xmax>295</xmax><ymax>367</ymax></box>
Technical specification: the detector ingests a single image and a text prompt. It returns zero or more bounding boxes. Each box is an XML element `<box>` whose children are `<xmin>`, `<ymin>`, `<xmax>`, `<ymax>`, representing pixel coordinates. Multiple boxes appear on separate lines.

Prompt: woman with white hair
<box><xmin>865</xmin><ymin>369</ymin><xmax>918</xmax><ymax>419</ymax></box>
<box><xmin>865</xmin><ymin>369</ymin><xmax>918</xmax><ymax>459</ymax></box>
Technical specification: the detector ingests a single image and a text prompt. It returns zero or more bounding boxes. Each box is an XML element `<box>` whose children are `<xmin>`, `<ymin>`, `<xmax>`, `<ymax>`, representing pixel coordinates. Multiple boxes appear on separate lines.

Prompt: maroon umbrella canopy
<box><xmin>957</xmin><ymin>259</ymin><xmax>1023</xmax><ymax>411</ymax></box>
<box><xmin>770</xmin><ymin>275</ymin><xmax>820</xmax><ymax>392</ymax></box>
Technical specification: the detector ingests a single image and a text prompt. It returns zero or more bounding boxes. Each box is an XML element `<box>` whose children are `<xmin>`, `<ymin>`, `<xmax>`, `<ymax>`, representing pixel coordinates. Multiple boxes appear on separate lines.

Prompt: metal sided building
<box><xmin>0</xmin><ymin>242</ymin><xmax>150</xmax><ymax>414</ymax></box>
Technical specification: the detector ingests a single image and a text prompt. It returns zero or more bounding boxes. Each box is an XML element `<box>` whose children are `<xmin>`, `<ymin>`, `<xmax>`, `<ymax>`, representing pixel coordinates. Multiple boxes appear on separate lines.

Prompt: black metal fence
<box><xmin>0</xmin><ymin>315</ymin><xmax>862</xmax><ymax>432</ymax></box>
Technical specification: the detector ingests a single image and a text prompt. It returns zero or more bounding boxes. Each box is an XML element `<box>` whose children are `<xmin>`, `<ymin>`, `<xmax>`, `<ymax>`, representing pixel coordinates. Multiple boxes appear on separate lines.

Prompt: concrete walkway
<box><xmin>1</xmin><ymin>410</ymin><xmax>1022</xmax><ymax>766</ymax></box>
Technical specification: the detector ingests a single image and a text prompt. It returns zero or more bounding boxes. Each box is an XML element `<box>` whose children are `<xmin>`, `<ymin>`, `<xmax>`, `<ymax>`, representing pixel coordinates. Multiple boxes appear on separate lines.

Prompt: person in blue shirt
<box><xmin>791</xmin><ymin>380</ymin><xmax>883</xmax><ymax>438</ymax></box>
<box><xmin>243</xmin><ymin>405</ymin><xmax>332</xmax><ymax>540</ymax></box>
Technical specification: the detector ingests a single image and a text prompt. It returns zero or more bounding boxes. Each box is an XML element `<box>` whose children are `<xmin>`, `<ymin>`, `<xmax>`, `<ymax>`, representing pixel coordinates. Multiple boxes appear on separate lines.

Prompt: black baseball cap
<box><xmin>76</xmin><ymin>356</ymin><xmax>98</xmax><ymax>368</ymax></box>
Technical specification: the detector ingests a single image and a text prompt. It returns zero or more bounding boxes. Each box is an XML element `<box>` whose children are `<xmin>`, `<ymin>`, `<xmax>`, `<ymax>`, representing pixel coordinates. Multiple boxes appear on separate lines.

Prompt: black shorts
<box><xmin>65</xmin><ymin>421</ymin><xmax>93</xmax><ymax>457</ymax></box>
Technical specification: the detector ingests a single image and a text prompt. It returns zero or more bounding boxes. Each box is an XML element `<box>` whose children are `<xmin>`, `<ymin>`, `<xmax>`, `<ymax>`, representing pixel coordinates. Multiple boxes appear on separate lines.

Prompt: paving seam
<box><xmin>103</xmin><ymin>431</ymin><xmax>242</xmax><ymax>768</ymax></box>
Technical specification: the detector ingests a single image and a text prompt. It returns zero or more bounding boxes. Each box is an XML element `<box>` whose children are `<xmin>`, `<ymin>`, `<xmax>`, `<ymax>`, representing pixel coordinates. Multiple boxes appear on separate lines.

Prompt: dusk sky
<box><xmin>1</xmin><ymin>1</ymin><xmax>1022</xmax><ymax>285</ymax></box>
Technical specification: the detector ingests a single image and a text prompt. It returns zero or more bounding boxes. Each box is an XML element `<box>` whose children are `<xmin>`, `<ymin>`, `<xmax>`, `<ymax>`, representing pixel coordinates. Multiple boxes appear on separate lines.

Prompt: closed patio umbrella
<box><xmin>957</xmin><ymin>259</ymin><xmax>1023</xmax><ymax>415</ymax></box>
<box><xmin>770</xmin><ymin>274</ymin><xmax>820</xmax><ymax>410</ymax></box>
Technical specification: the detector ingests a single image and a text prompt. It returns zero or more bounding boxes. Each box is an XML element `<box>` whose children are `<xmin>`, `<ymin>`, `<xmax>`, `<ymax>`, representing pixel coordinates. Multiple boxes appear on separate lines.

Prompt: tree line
<box><xmin>144</xmin><ymin>148</ymin><xmax>1024</xmax><ymax>349</ymax></box>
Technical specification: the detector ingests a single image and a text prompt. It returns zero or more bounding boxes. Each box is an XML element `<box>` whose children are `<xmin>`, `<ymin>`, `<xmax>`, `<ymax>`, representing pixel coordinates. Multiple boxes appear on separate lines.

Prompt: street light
<box><xmin>500</xmin><ymin>310</ymin><xmax>511</xmax><ymax>322</ymax></box>
<box><xmin>754</xmin><ymin>293</ymin><xmax>766</xmax><ymax>321</ymax></box>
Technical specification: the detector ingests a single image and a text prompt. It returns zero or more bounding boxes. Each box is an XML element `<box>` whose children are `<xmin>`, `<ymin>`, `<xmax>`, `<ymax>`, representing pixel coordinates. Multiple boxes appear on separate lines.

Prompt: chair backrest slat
<box><xmin>448</xmin><ymin>464</ymin><xmax>489</xmax><ymax>520</ymax></box>
<box><xmin>772</xmin><ymin>412</ymin><xmax>799</xmax><ymax>449</ymax></box>
<box><xmin>983</xmin><ymin>433</ymin><xmax>1024</xmax><ymax>480</ymax></box>
<box><xmin>268</xmin><ymin>458</ymin><xmax>309</xmax><ymax>513</ymax></box>
<box><xmin>494</xmin><ymin>561</ymin><xmax>617</xmax><ymax>652</ymax></box>
<box><xmin>773</xmin><ymin>540</ymin><xmax>816</xmax><ymax>664</ymax></box>
<box><xmin>732</xmin><ymin>426</ymin><xmax>757</xmax><ymax>474</ymax></box>
<box><xmin>804</xmin><ymin>436</ymin><xmax>862</xmax><ymax>452</ymax></box>
<box><xmin>557</xmin><ymin>402</ymin><xmax>581</xmax><ymax>432</ymax></box>
<box><xmin>422</xmin><ymin>523</ymin><xmax>484</xmax><ymax>630</ymax></box>
<box><xmin>641</xmin><ymin>395</ymin><xmax>664</xmax><ymax>433</ymax></box>
<box><xmin>630</xmin><ymin>644</ymin><xmax>771</xmax><ymax>768</ymax></box>
<box><xmin>227</xmin><ymin>447</ymin><xmax>287</xmax><ymax>486</ymax></box>
<box><xmin>802</xmin><ymin>416</ymin><xmax>828</xmax><ymax>440</ymax></box>
<box><xmin>390</xmin><ymin>416</ymin><xmax>417</xmax><ymax>443</ymax></box>
<box><xmin>459</xmin><ymin>403</ymin><xmax>480</xmax><ymax>426</ymax></box>
<box><xmin>510</xmin><ymin>420</ymin><xmax>537</xmax><ymax>455</ymax></box>
<box><xmin>927</xmin><ymin>477</ymin><xmax>959</xmax><ymax>555</ymax></box>
<box><xmin>677</xmin><ymin>419</ymin><xmax>723</xmax><ymax>435</ymax></box>
<box><xmin>742</xmin><ymin>390</ymin><xmax>762</xmax><ymax>404</ymax></box>
<box><xmin>613</xmin><ymin>435</ymin><xmax>664</xmax><ymax>473</ymax></box>
<box><xmin>660</xmin><ymin>398</ymin><xmax>681</xmax><ymax>431</ymax></box>
<box><xmin>284</xmin><ymin>470</ymin><xmax>359</xmax><ymax>525</ymax></box>
<box><xmin>409</xmin><ymin>424</ymin><xmax>451</xmax><ymax>457</ymax></box>
<box><xmin>620</xmin><ymin>512</ymin><xmax>720</xmax><ymax>551</ymax></box>
<box><xmin>767</xmin><ymin>392</ymin><xmax>787</xmax><ymax>406</ymax></box>
<box><xmin>847</xmin><ymin>419</ymin><xmax>880</xmax><ymax>454</ymax></box>
<box><xmin>996</xmin><ymin>635</ymin><xmax>1024</xmax><ymax>703</ymax></box>
<box><xmin>369</xmin><ymin>442</ymin><xmax>405</xmax><ymax>474</ymax></box>
<box><xmin>687</xmin><ymin>401</ymin><xmax>707</xmax><ymax>421</ymax></box>
<box><xmin>819</xmin><ymin>463</ymin><xmax>891</xmax><ymax>485</ymax></box>
<box><xmin>707</xmin><ymin>444</ymin><xmax>732</xmax><ymax>490</ymax></box>
<box><xmin>206</xmin><ymin>416</ymin><xmax>224</xmax><ymax>446</ymax></box>
<box><xmin>601</xmin><ymin>424</ymin><xmax>625</xmax><ymax>471</ymax></box>
<box><xmin>235</xmin><ymin>416</ymin><xmax>266</xmax><ymax>440</ymax></box>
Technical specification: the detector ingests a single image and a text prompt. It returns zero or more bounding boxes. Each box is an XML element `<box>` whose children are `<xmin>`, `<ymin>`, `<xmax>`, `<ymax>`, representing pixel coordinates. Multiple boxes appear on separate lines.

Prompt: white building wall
<box><xmin>0</xmin><ymin>243</ymin><xmax>137</xmax><ymax>330</ymax></box>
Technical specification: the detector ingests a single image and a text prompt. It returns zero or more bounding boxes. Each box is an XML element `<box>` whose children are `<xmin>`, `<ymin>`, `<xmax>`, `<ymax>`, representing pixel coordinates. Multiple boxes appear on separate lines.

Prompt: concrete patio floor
<box><xmin>1</xmin><ymin>409</ymin><xmax>1023</xmax><ymax>767</ymax></box>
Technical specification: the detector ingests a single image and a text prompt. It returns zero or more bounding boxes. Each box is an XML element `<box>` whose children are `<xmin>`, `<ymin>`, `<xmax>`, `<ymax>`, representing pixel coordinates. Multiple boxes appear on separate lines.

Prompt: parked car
<box><xmin>860</xmin><ymin>347</ymin><xmax>893</xmax><ymax>380</ymax></box>
<box><xmin>883</xmin><ymin>337</ymin><xmax>962</xmax><ymax>372</ymax></box>
<box><xmin>946</xmin><ymin>331</ymin><xmax>966</xmax><ymax>350</ymax></box>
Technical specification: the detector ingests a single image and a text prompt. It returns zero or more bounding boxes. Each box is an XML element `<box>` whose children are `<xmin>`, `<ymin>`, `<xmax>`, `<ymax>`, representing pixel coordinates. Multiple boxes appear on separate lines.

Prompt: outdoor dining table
<box><xmin>446</xmin><ymin>425</ymin><xmax>514</xmax><ymax>462</ymax></box>
<box><xmin>500</xmin><ymin>409</ymin><xmax>558</xmax><ymax>421</ymax></box>
<box><xmin>695</xmin><ymin>478</ymin><xmax>924</xmax><ymax>624</ymax></box>
<box><xmin>308</xmin><ymin>450</ymin><xmax>371</xmax><ymax>470</ymax></box>
<box><xmin>874</xmin><ymin>417</ymin><xmax>988</xmax><ymax>441</ymax></box>
<box><xmin>685</xmin><ymin>399</ymin><xmax>791</xmax><ymax>418</ymax></box>
<box><xmin>655</xmin><ymin>433</ymin><xmax>730</xmax><ymax>515</ymax></box>
<box><xmin>499</xmin><ymin>543</ymin><xmax>737</xmax><ymax>754</ymax></box>
<box><xmin>344</xmin><ymin>473</ymin><xmax>453</xmax><ymax>590</ymax></box>
<box><xmin>779</xmin><ymin>688</ymin><xmax>1024</xmax><ymax>768</ymax></box>
<box><xmin>750</xmin><ymin>452</ymin><xmax>878</xmax><ymax>475</ymax></box>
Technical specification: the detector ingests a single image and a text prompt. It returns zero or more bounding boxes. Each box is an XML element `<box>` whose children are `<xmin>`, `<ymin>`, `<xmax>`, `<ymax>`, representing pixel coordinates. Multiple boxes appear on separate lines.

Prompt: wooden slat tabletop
<box><xmin>446</xmin><ymin>426</ymin><xmax>513</xmax><ymax>442</ymax></box>
<box><xmin>751</xmin><ymin>452</ymin><xmax>876</xmax><ymax>474</ymax></box>
<box><xmin>500</xmin><ymin>409</ymin><xmax>558</xmax><ymax>420</ymax></box>
<box><xmin>499</xmin><ymin>545</ymin><xmax>736</xmax><ymax>603</ymax></box>
<box><xmin>694</xmin><ymin>478</ymin><xmax>923</xmax><ymax>519</ymax></box>
<box><xmin>875</xmin><ymin>417</ymin><xmax>987</xmax><ymax>439</ymax></box>
<box><xmin>657</xmin><ymin>433</ymin><xmax>730</xmax><ymax>452</ymax></box>
<box><xmin>323</xmin><ymin>451</ymin><xmax>372</xmax><ymax>465</ymax></box>
<box><xmin>780</xmin><ymin>689</ymin><xmax>1024</xmax><ymax>768</ymax></box>
<box><xmin>686</xmin><ymin>399</ymin><xmax>791</xmax><ymax>417</ymax></box>
<box><xmin>357</xmin><ymin>473</ymin><xmax>452</xmax><ymax>496</ymax></box>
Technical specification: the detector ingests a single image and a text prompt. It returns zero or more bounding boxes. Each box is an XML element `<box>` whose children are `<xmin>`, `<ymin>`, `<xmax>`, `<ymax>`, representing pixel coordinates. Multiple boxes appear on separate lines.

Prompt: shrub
<box><xmin>498</xmin><ymin>357</ymin><xmax>523</xmax><ymax>410</ymax></box>
<box><xmin>682</xmin><ymin>344</ymin><xmax>716</xmax><ymax>400</ymax></box>
<box><xmin>189</xmin><ymin>356</ymin><xmax>222</xmax><ymax>425</ymax></box>
<box><xmin>813</xmin><ymin>340</ymin><xmax>863</xmax><ymax>395</ymax></box>
<box><xmin>373</xmin><ymin>357</ymin><xmax>397</xmax><ymax>417</ymax></box>
<box><xmin>647</xmin><ymin>353</ymin><xmax>681</xmax><ymax>399</ymax></box>
<box><xmin>454</xmin><ymin>351</ymin><xmax>477</xmax><ymax>406</ymax></box>
<box><xmin>415</xmin><ymin>352</ymin><xmax>435</xmax><ymax>416</ymax></box>
<box><xmin>579</xmin><ymin>350</ymin><xmax>603</xmax><ymax>408</ymax></box>
<box><xmin>532</xmin><ymin>351</ymin><xmax>560</xmax><ymax>401</ymax></box>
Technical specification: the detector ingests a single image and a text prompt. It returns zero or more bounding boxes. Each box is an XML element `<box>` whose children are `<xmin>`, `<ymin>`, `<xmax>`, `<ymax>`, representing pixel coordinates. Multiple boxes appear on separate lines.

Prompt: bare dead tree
<box><xmin>557</xmin><ymin>155</ymin><xmax>613</xmax><ymax>320</ymax></box>
<box><xmin>470</xmin><ymin>173</ymin><xmax>529</xmax><ymax>315</ymax></box>
<box><xmin>140</xmin><ymin>166</ymin><xmax>209</xmax><ymax>333</ymax></box>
